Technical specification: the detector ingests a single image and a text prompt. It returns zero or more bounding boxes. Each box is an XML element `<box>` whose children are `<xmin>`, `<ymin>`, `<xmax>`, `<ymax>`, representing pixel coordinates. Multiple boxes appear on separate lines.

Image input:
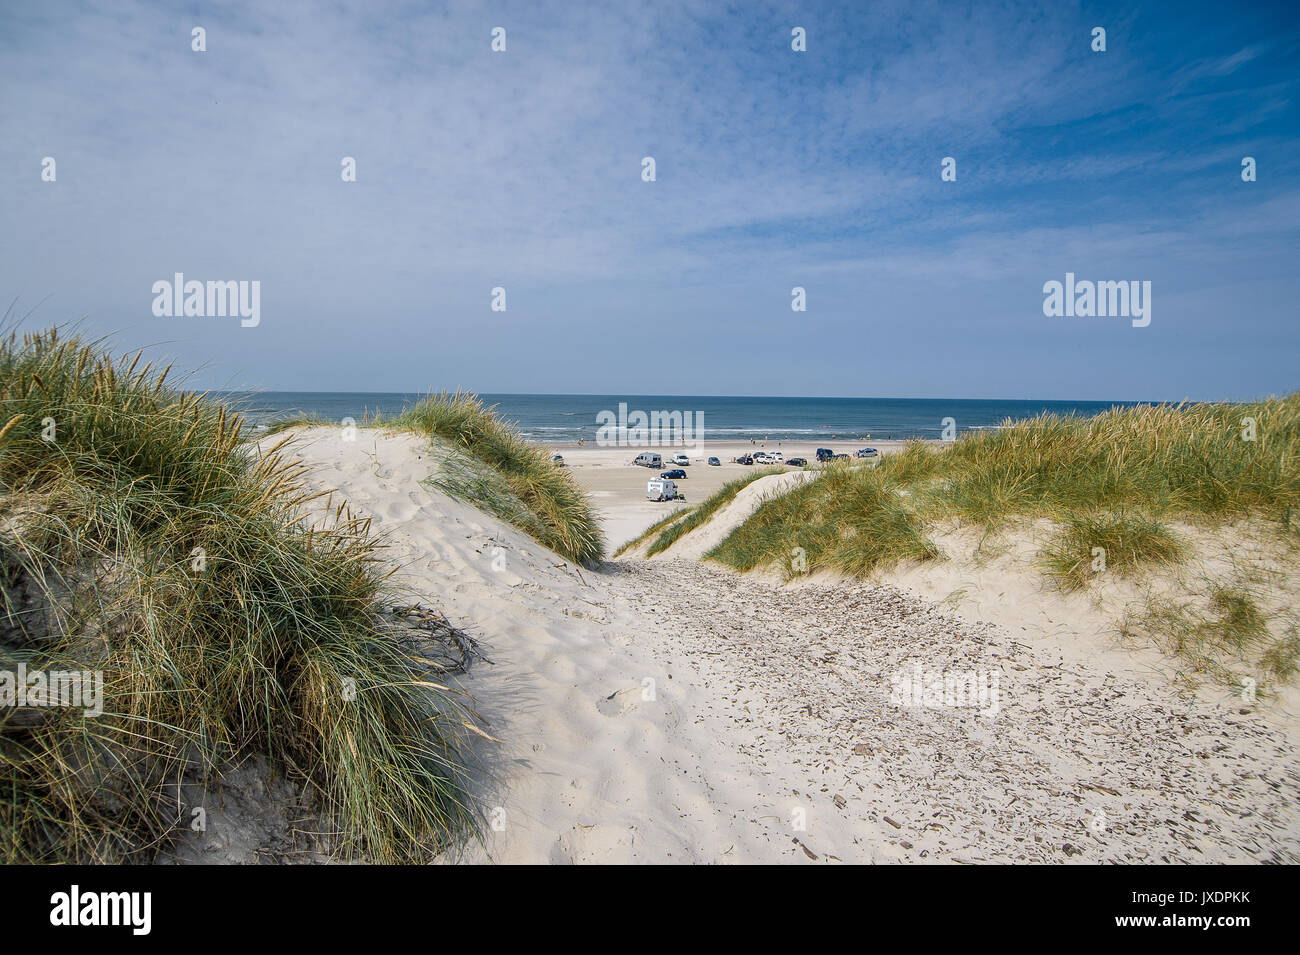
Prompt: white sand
<box><xmin>557</xmin><ymin>439</ymin><xmax>903</xmax><ymax>550</ymax></box>
<box><xmin>279</xmin><ymin>427</ymin><xmax>850</xmax><ymax>862</ymax></box>
<box><xmin>250</xmin><ymin>426</ymin><xmax>1300</xmax><ymax>864</ymax></box>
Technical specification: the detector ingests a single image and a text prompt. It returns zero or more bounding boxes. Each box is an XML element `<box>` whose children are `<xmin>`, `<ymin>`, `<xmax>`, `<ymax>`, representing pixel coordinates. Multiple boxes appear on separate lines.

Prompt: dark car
<box><xmin>832</xmin><ymin>453</ymin><xmax>850</xmax><ymax>460</ymax></box>
<box><xmin>707</xmin><ymin>456</ymin><xmax>721</xmax><ymax>466</ymax></box>
<box><xmin>660</xmin><ymin>469</ymin><xmax>687</xmax><ymax>479</ymax></box>
<box><xmin>735</xmin><ymin>455</ymin><xmax>754</xmax><ymax>465</ymax></box>
<box><xmin>787</xmin><ymin>457</ymin><xmax>807</xmax><ymax>467</ymax></box>
<box><xmin>855</xmin><ymin>447</ymin><xmax>879</xmax><ymax>458</ymax></box>
<box><xmin>815</xmin><ymin>448</ymin><xmax>835</xmax><ymax>462</ymax></box>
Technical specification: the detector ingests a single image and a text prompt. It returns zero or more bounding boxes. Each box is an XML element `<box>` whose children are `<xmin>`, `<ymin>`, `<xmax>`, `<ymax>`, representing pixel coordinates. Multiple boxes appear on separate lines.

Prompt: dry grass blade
<box><xmin>0</xmin><ymin>327</ymin><xmax>484</xmax><ymax>863</ymax></box>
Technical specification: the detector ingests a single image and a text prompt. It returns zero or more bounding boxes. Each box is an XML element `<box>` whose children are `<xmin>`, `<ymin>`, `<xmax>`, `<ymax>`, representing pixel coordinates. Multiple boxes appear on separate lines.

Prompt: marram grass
<box><xmin>712</xmin><ymin>396</ymin><xmax>1300</xmax><ymax>683</ymax></box>
<box><xmin>394</xmin><ymin>392</ymin><xmax>604</xmax><ymax>565</ymax></box>
<box><xmin>892</xmin><ymin>397</ymin><xmax>1300</xmax><ymax>525</ymax></box>
<box><xmin>0</xmin><ymin>328</ymin><xmax>483</xmax><ymax>863</ymax></box>
<box><xmin>1040</xmin><ymin>512</ymin><xmax>1184</xmax><ymax>591</ymax></box>
<box><xmin>716</xmin><ymin>396</ymin><xmax>1300</xmax><ymax>577</ymax></box>
<box><xmin>1119</xmin><ymin>584</ymin><xmax>1298</xmax><ymax>688</ymax></box>
<box><xmin>708</xmin><ymin>462</ymin><xmax>938</xmax><ymax>577</ymax></box>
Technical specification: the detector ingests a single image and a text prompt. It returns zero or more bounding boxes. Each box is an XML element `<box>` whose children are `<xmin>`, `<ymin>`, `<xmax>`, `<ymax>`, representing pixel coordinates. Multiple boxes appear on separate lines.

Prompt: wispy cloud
<box><xmin>0</xmin><ymin>0</ymin><xmax>1296</xmax><ymax>399</ymax></box>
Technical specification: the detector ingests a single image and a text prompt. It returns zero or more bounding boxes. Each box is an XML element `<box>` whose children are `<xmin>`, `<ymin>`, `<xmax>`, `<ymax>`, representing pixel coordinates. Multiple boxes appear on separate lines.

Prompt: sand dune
<box><xmin>267</xmin><ymin>427</ymin><xmax>1299</xmax><ymax>863</ymax></box>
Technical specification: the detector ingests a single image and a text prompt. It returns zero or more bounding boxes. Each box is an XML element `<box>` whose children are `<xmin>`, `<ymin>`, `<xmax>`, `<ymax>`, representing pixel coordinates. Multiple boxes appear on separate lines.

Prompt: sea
<box><xmin>217</xmin><ymin>392</ymin><xmax>1152</xmax><ymax>443</ymax></box>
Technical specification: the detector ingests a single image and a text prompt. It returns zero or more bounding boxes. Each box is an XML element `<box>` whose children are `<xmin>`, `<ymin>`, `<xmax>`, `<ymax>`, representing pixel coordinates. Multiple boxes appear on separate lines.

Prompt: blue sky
<box><xmin>1</xmin><ymin>0</ymin><xmax>1297</xmax><ymax>400</ymax></box>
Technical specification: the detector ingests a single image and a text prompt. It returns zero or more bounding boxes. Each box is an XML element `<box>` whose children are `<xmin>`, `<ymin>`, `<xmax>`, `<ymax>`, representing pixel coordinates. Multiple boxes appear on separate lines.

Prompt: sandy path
<box><xmin>277</xmin><ymin>428</ymin><xmax>1299</xmax><ymax>864</ymax></box>
<box><xmin>615</xmin><ymin>561</ymin><xmax>1300</xmax><ymax>863</ymax></box>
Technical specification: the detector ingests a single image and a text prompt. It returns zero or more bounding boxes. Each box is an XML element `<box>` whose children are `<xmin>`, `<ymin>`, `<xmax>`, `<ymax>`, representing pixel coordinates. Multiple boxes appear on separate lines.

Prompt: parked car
<box><xmin>753</xmin><ymin>451</ymin><xmax>772</xmax><ymax>464</ymax></box>
<box><xmin>552</xmin><ymin>454</ymin><xmax>566</xmax><ymax>467</ymax></box>
<box><xmin>787</xmin><ymin>457</ymin><xmax>807</xmax><ymax>467</ymax></box>
<box><xmin>769</xmin><ymin>452</ymin><xmax>784</xmax><ymax>464</ymax></box>
<box><xmin>660</xmin><ymin>469</ymin><xmax>687</xmax><ymax>480</ymax></box>
<box><xmin>856</xmin><ymin>448</ymin><xmax>879</xmax><ymax>458</ymax></box>
<box><xmin>633</xmin><ymin>452</ymin><xmax>663</xmax><ymax>468</ymax></box>
<box><xmin>707</xmin><ymin>456</ymin><xmax>721</xmax><ymax>466</ymax></box>
<box><xmin>646</xmin><ymin>478</ymin><xmax>678</xmax><ymax>501</ymax></box>
<box><xmin>672</xmin><ymin>454</ymin><xmax>690</xmax><ymax>467</ymax></box>
<box><xmin>815</xmin><ymin>448</ymin><xmax>835</xmax><ymax>462</ymax></box>
<box><xmin>833</xmin><ymin>453</ymin><xmax>850</xmax><ymax>460</ymax></box>
<box><xmin>735</xmin><ymin>455</ymin><xmax>754</xmax><ymax>465</ymax></box>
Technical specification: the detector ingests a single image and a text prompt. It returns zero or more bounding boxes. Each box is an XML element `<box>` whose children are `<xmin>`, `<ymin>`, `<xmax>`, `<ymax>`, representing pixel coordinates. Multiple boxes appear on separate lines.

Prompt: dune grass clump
<box><xmin>718</xmin><ymin>397</ymin><xmax>1300</xmax><ymax>574</ymax></box>
<box><xmin>395</xmin><ymin>393</ymin><xmax>603</xmax><ymax>565</ymax></box>
<box><xmin>892</xmin><ymin>397</ymin><xmax>1300</xmax><ymax>526</ymax></box>
<box><xmin>708</xmin><ymin>464</ymin><xmax>938</xmax><ymax>578</ymax></box>
<box><xmin>0</xmin><ymin>328</ymin><xmax>482</xmax><ymax>863</ymax></box>
<box><xmin>1208</xmin><ymin>585</ymin><xmax>1270</xmax><ymax>643</ymax></box>
<box><xmin>1120</xmin><ymin>583</ymin><xmax>1298</xmax><ymax>687</ymax></box>
<box><xmin>644</xmin><ymin>468</ymin><xmax>783</xmax><ymax>557</ymax></box>
<box><xmin>1260</xmin><ymin>628</ymin><xmax>1300</xmax><ymax>681</ymax></box>
<box><xmin>427</xmin><ymin>446</ymin><xmax>553</xmax><ymax>545</ymax></box>
<box><xmin>1041</xmin><ymin>512</ymin><xmax>1184</xmax><ymax>591</ymax></box>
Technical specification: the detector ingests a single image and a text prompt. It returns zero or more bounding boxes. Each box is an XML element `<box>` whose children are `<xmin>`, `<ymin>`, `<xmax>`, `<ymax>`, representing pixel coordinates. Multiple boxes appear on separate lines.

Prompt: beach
<box><xmin>554</xmin><ymin>439</ymin><xmax>911</xmax><ymax>548</ymax></box>
<box><xmin>219</xmin><ymin>424</ymin><xmax>1300</xmax><ymax>864</ymax></box>
<box><xmin>5</xmin><ymin>334</ymin><xmax>1299</xmax><ymax>868</ymax></box>
<box><xmin>5</xmin><ymin>0</ymin><xmax>1298</xmax><ymax>917</ymax></box>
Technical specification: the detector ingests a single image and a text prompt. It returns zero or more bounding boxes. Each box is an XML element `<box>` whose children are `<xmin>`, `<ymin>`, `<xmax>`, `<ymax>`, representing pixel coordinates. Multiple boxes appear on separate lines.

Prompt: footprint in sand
<box><xmin>427</xmin><ymin>550</ymin><xmax>466</xmax><ymax>576</ymax></box>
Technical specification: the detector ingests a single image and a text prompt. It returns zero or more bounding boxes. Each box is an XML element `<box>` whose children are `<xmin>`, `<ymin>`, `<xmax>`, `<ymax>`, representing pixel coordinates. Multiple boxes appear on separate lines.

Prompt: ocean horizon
<box><xmin>219</xmin><ymin>391</ymin><xmax>1156</xmax><ymax>443</ymax></box>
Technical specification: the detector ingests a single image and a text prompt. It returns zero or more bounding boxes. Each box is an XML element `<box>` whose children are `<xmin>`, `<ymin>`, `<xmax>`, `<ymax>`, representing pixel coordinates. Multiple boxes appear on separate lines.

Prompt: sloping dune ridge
<box><xmin>620</xmin><ymin>470</ymin><xmax>816</xmax><ymax>561</ymax></box>
<box><xmin>218</xmin><ymin>426</ymin><xmax>1300</xmax><ymax>864</ymax></box>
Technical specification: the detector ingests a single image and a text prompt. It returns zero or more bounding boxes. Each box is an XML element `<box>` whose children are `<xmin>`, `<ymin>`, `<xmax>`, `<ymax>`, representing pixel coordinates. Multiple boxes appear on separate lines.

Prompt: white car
<box><xmin>672</xmin><ymin>453</ymin><xmax>690</xmax><ymax>467</ymax></box>
<box><xmin>769</xmin><ymin>451</ymin><xmax>784</xmax><ymax>464</ymax></box>
<box><xmin>753</xmin><ymin>451</ymin><xmax>772</xmax><ymax>464</ymax></box>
